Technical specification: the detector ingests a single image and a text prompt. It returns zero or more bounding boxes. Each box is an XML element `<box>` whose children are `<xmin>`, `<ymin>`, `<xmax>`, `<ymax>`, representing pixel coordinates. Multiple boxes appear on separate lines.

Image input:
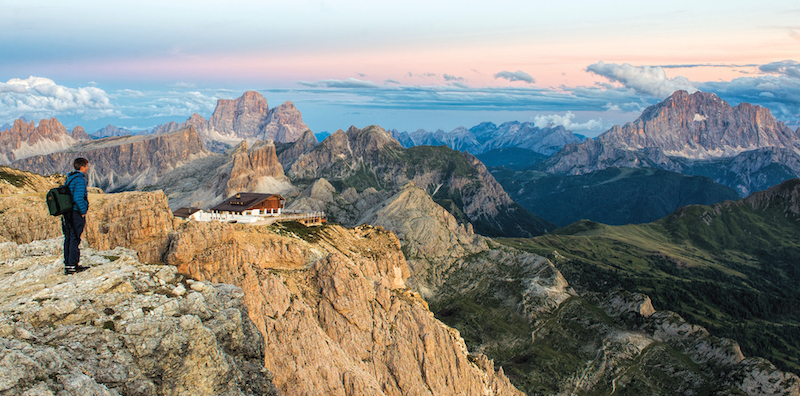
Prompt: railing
<box><xmin>276</xmin><ymin>211</ymin><xmax>327</xmax><ymax>223</ymax></box>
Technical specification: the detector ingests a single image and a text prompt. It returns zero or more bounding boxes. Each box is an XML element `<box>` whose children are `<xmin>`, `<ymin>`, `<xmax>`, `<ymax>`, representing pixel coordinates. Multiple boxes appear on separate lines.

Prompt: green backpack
<box><xmin>46</xmin><ymin>179</ymin><xmax>74</xmax><ymax>216</ymax></box>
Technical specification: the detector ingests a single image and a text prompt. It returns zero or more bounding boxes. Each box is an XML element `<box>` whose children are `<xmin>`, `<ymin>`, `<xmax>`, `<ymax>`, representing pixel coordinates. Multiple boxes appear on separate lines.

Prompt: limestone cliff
<box><xmin>191</xmin><ymin>91</ymin><xmax>311</xmax><ymax>147</ymax></box>
<box><xmin>225</xmin><ymin>140</ymin><xmax>287</xmax><ymax>197</ymax></box>
<box><xmin>166</xmin><ymin>221</ymin><xmax>523</xmax><ymax>396</ymax></box>
<box><xmin>0</xmin><ymin>239</ymin><xmax>278</xmax><ymax>395</ymax></box>
<box><xmin>12</xmin><ymin>126</ymin><xmax>211</xmax><ymax>193</ymax></box>
<box><xmin>0</xmin><ymin>118</ymin><xmax>77</xmax><ymax>165</ymax></box>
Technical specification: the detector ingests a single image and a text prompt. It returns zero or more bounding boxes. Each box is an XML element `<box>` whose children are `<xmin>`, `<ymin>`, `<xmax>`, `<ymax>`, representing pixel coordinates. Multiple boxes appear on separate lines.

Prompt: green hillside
<box><xmin>490</xmin><ymin>166</ymin><xmax>741</xmax><ymax>227</ymax></box>
<box><xmin>476</xmin><ymin>147</ymin><xmax>548</xmax><ymax>170</ymax></box>
<box><xmin>501</xmin><ymin>179</ymin><xmax>800</xmax><ymax>374</ymax></box>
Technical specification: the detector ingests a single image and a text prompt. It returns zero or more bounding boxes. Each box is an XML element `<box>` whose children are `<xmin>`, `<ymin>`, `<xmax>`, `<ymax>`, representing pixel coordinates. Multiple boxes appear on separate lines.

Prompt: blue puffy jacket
<box><xmin>66</xmin><ymin>171</ymin><xmax>89</xmax><ymax>215</ymax></box>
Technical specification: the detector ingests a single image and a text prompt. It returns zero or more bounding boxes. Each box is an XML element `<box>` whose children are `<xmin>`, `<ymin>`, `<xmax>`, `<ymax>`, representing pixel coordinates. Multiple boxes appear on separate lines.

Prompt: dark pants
<box><xmin>62</xmin><ymin>210</ymin><xmax>85</xmax><ymax>267</ymax></box>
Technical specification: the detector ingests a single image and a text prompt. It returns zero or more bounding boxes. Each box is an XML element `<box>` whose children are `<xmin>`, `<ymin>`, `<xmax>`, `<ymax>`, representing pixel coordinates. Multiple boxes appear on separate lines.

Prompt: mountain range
<box><xmin>391</xmin><ymin>121</ymin><xmax>585</xmax><ymax>156</ymax></box>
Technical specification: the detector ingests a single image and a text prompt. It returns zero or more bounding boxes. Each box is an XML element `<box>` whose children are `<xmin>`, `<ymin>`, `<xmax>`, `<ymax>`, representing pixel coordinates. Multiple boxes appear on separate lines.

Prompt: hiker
<box><xmin>63</xmin><ymin>157</ymin><xmax>90</xmax><ymax>275</ymax></box>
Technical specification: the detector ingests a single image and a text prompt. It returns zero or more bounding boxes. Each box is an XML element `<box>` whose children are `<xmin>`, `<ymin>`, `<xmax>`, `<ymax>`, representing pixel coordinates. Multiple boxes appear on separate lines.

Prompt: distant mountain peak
<box><xmin>599</xmin><ymin>90</ymin><xmax>798</xmax><ymax>158</ymax></box>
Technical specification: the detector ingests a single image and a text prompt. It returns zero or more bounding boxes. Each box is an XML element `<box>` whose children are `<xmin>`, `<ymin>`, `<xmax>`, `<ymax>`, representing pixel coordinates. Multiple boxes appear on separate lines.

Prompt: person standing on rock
<box><xmin>63</xmin><ymin>157</ymin><xmax>90</xmax><ymax>275</ymax></box>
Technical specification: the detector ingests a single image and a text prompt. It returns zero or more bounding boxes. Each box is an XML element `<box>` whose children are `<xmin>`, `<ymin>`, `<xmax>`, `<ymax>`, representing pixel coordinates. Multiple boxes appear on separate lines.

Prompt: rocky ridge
<box><xmin>544</xmin><ymin>91</ymin><xmax>800</xmax><ymax>195</ymax></box>
<box><xmin>392</xmin><ymin>121</ymin><xmax>585</xmax><ymax>156</ymax></box>
<box><xmin>166</xmin><ymin>221</ymin><xmax>523</xmax><ymax>396</ymax></box>
<box><xmin>286</xmin><ymin>124</ymin><xmax>553</xmax><ymax>237</ymax></box>
<box><xmin>0</xmin><ymin>166</ymin><xmax>63</xmax><ymax>195</ymax></box>
<box><xmin>0</xmin><ymin>239</ymin><xmax>278</xmax><ymax>395</ymax></box>
<box><xmin>12</xmin><ymin>126</ymin><xmax>212</xmax><ymax>193</ymax></box>
<box><xmin>0</xmin><ymin>118</ymin><xmax>78</xmax><ymax>165</ymax></box>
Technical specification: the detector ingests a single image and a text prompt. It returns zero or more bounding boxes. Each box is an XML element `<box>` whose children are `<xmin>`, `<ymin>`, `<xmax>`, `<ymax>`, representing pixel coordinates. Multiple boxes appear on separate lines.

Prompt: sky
<box><xmin>1</xmin><ymin>0</ymin><xmax>799</xmax><ymax>137</ymax></box>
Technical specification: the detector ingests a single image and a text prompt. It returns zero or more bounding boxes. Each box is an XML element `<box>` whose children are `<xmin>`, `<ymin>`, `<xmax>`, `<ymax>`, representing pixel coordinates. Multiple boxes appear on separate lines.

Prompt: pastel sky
<box><xmin>1</xmin><ymin>0</ymin><xmax>799</xmax><ymax>137</ymax></box>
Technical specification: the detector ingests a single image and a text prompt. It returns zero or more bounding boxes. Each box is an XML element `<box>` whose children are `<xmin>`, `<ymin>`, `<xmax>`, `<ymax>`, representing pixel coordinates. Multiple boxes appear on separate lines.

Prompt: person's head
<box><xmin>73</xmin><ymin>157</ymin><xmax>89</xmax><ymax>173</ymax></box>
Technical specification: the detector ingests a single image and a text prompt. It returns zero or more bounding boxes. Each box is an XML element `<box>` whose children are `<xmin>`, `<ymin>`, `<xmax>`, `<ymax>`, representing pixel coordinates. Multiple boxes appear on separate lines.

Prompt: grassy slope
<box><xmin>501</xmin><ymin>181</ymin><xmax>800</xmax><ymax>373</ymax></box>
<box><xmin>429</xmin><ymin>251</ymin><xmax>729</xmax><ymax>395</ymax></box>
<box><xmin>490</xmin><ymin>166</ymin><xmax>740</xmax><ymax>227</ymax></box>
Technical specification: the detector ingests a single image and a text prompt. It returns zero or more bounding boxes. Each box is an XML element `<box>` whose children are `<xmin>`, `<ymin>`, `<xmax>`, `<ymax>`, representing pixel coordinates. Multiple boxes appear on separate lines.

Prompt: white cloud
<box><xmin>494</xmin><ymin>70</ymin><xmax>535</xmax><ymax>84</ymax></box>
<box><xmin>443</xmin><ymin>74</ymin><xmax>465</xmax><ymax>82</ymax></box>
<box><xmin>171</xmin><ymin>82</ymin><xmax>196</xmax><ymax>88</ymax></box>
<box><xmin>532</xmin><ymin>111</ymin><xmax>605</xmax><ymax>131</ymax></box>
<box><xmin>586</xmin><ymin>61</ymin><xmax>698</xmax><ymax>98</ymax></box>
<box><xmin>0</xmin><ymin>76</ymin><xmax>117</xmax><ymax>121</ymax></box>
<box><xmin>384</xmin><ymin>79</ymin><xmax>401</xmax><ymax>85</ymax></box>
<box><xmin>117</xmin><ymin>89</ymin><xmax>145</xmax><ymax>97</ymax></box>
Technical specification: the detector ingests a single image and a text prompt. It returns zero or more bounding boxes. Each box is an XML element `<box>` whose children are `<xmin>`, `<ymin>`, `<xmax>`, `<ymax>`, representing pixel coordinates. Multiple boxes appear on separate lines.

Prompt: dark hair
<box><xmin>73</xmin><ymin>157</ymin><xmax>89</xmax><ymax>170</ymax></box>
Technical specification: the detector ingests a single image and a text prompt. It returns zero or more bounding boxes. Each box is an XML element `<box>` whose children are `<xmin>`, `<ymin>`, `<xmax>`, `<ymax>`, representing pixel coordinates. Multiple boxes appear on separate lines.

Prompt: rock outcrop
<box><xmin>0</xmin><ymin>239</ymin><xmax>278</xmax><ymax>395</ymax></box>
<box><xmin>166</xmin><ymin>221</ymin><xmax>523</xmax><ymax>396</ymax></box>
<box><xmin>544</xmin><ymin>91</ymin><xmax>800</xmax><ymax>195</ymax></box>
<box><xmin>0</xmin><ymin>118</ymin><xmax>78</xmax><ymax>165</ymax></box>
<box><xmin>0</xmin><ymin>190</ymin><xmax>175</xmax><ymax>264</ymax></box>
<box><xmin>225</xmin><ymin>140</ymin><xmax>288</xmax><ymax>197</ymax></box>
<box><xmin>12</xmin><ymin>126</ymin><xmax>212</xmax><ymax>193</ymax></box>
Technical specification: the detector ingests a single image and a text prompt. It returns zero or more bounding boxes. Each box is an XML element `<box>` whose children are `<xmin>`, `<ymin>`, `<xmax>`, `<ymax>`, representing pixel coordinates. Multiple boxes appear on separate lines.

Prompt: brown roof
<box><xmin>173</xmin><ymin>207</ymin><xmax>201</xmax><ymax>218</ymax></box>
<box><xmin>210</xmin><ymin>192</ymin><xmax>285</xmax><ymax>213</ymax></box>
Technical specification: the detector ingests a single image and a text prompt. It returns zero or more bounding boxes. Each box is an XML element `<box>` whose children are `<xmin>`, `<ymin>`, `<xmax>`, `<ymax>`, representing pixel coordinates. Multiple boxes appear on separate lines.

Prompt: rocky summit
<box><xmin>166</xmin><ymin>91</ymin><xmax>310</xmax><ymax>150</ymax></box>
<box><xmin>0</xmin><ymin>239</ymin><xmax>278</xmax><ymax>395</ymax></box>
<box><xmin>544</xmin><ymin>90</ymin><xmax>800</xmax><ymax>195</ymax></box>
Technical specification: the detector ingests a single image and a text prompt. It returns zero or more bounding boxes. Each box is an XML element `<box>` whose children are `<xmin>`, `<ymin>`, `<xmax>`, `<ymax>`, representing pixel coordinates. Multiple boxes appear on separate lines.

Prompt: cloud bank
<box><xmin>494</xmin><ymin>70</ymin><xmax>535</xmax><ymax>84</ymax></box>
<box><xmin>586</xmin><ymin>61</ymin><xmax>698</xmax><ymax>98</ymax></box>
<box><xmin>532</xmin><ymin>111</ymin><xmax>606</xmax><ymax>132</ymax></box>
<box><xmin>759</xmin><ymin>60</ymin><xmax>800</xmax><ymax>79</ymax></box>
<box><xmin>0</xmin><ymin>77</ymin><xmax>116</xmax><ymax>121</ymax></box>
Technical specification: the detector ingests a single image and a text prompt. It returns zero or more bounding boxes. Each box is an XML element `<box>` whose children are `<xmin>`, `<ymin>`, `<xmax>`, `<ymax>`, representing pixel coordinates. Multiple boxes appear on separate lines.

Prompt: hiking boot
<box><xmin>64</xmin><ymin>265</ymin><xmax>90</xmax><ymax>275</ymax></box>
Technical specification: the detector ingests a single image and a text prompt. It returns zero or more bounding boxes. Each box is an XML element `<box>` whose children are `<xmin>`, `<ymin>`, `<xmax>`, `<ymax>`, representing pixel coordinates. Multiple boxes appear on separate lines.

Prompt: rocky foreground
<box><xmin>0</xmin><ymin>240</ymin><xmax>278</xmax><ymax>395</ymax></box>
